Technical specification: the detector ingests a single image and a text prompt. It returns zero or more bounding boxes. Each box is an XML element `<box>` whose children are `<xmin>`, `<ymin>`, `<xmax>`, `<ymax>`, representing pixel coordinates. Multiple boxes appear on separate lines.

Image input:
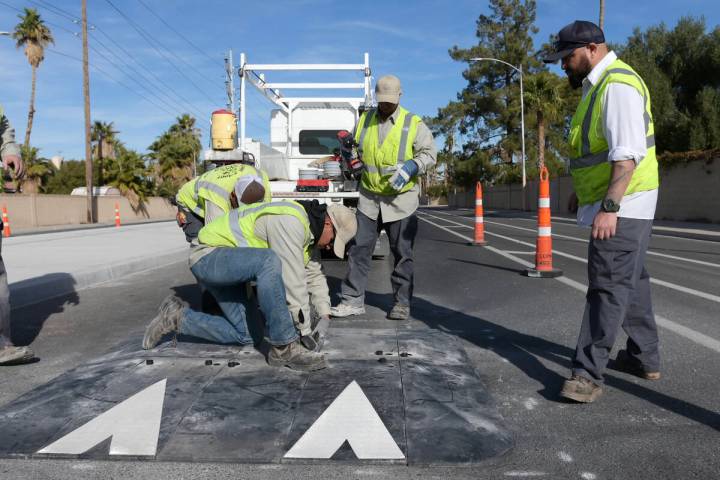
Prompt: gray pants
<box><xmin>340</xmin><ymin>211</ymin><xmax>418</xmax><ymax>307</ymax></box>
<box><xmin>572</xmin><ymin>217</ymin><xmax>659</xmax><ymax>383</ymax></box>
<box><xmin>0</xmin><ymin>232</ymin><xmax>11</xmax><ymax>348</ymax></box>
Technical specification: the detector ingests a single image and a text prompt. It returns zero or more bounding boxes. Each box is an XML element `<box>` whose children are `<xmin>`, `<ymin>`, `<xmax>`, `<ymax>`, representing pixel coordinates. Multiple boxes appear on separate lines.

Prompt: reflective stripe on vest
<box><xmin>356</xmin><ymin>106</ymin><xmax>420</xmax><ymax>195</ymax></box>
<box><xmin>568</xmin><ymin>59</ymin><xmax>659</xmax><ymax>205</ymax></box>
<box><xmin>176</xmin><ymin>178</ymin><xmax>204</xmax><ymax>218</ymax></box>
<box><xmin>196</xmin><ymin>164</ymin><xmax>272</xmax><ymax>214</ymax></box>
<box><xmin>199</xmin><ymin>201</ymin><xmax>312</xmax><ymax>264</ymax></box>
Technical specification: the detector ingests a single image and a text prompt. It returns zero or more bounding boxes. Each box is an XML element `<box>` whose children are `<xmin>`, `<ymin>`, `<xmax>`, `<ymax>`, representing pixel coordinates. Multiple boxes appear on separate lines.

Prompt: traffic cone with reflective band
<box><xmin>524</xmin><ymin>166</ymin><xmax>562</xmax><ymax>278</ymax></box>
<box><xmin>2</xmin><ymin>206</ymin><xmax>10</xmax><ymax>238</ymax></box>
<box><xmin>472</xmin><ymin>181</ymin><xmax>486</xmax><ymax>246</ymax></box>
<box><xmin>114</xmin><ymin>203</ymin><xmax>121</xmax><ymax>227</ymax></box>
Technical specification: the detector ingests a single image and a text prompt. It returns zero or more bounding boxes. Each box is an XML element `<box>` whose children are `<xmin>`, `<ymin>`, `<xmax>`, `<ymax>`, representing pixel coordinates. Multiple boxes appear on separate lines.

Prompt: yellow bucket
<box><xmin>211</xmin><ymin>109</ymin><xmax>237</xmax><ymax>150</ymax></box>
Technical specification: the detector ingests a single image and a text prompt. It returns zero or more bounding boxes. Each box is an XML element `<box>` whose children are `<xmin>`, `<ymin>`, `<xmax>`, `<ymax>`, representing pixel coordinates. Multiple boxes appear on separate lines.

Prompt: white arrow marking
<box><xmin>38</xmin><ymin>379</ymin><xmax>166</xmax><ymax>456</ymax></box>
<box><xmin>285</xmin><ymin>380</ymin><xmax>404</xmax><ymax>460</ymax></box>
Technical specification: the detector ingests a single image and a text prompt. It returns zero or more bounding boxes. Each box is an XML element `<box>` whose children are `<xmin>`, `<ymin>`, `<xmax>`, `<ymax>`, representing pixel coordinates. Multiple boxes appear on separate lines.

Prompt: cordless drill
<box><xmin>336</xmin><ymin>130</ymin><xmax>364</xmax><ymax>179</ymax></box>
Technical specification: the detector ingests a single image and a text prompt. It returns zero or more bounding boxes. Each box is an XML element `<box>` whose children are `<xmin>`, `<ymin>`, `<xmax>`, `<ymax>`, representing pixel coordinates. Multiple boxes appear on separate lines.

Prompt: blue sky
<box><xmin>1</xmin><ymin>0</ymin><xmax>718</xmax><ymax>161</ymax></box>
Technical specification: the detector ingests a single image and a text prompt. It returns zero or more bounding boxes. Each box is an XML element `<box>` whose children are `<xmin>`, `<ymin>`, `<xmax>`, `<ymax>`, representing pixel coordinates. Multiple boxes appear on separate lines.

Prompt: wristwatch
<box><xmin>601</xmin><ymin>198</ymin><xmax>621</xmax><ymax>213</ymax></box>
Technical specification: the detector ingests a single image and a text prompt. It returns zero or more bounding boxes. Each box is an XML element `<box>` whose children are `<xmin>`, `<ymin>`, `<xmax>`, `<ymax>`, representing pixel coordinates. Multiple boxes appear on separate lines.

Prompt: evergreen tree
<box><xmin>430</xmin><ymin>0</ymin><xmax>558</xmax><ymax>186</ymax></box>
<box><xmin>618</xmin><ymin>17</ymin><xmax>720</xmax><ymax>152</ymax></box>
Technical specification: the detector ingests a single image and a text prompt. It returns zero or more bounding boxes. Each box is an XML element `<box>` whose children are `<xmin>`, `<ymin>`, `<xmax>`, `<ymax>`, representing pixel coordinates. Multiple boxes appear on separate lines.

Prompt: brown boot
<box><xmin>142</xmin><ymin>295</ymin><xmax>187</xmax><ymax>350</ymax></box>
<box><xmin>0</xmin><ymin>345</ymin><xmax>35</xmax><ymax>365</ymax></box>
<box><xmin>612</xmin><ymin>349</ymin><xmax>661</xmax><ymax>380</ymax></box>
<box><xmin>268</xmin><ymin>339</ymin><xmax>327</xmax><ymax>371</ymax></box>
<box><xmin>560</xmin><ymin>375</ymin><xmax>603</xmax><ymax>403</ymax></box>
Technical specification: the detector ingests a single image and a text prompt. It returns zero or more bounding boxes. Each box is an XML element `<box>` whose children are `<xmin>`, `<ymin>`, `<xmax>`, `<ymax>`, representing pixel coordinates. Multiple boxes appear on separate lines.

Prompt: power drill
<box><xmin>336</xmin><ymin>130</ymin><xmax>364</xmax><ymax>179</ymax></box>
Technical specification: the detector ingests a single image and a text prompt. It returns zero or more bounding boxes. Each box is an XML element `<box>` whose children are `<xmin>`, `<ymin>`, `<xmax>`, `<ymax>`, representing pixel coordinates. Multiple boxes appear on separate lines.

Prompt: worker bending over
<box><xmin>142</xmin><ymin>200</ymin><xmax>356</xmax><ymax>370</ymax></box>
<box><xmin>175</xmin><ymin>162</ymin><xmax>271</xmax><ymax>242</ymax></box>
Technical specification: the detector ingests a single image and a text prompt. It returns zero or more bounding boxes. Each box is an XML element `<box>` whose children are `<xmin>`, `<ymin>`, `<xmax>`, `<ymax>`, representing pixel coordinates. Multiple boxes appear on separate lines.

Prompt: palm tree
<box><xmin>524</xmin><ymin>72</ymin><xmax>565</xmax><ymax>171</ymax></box>
<box><xmin>149</xmin><ymin>114</ymin><xmax>201</xmax><ymax>195</ymax></box>
<box><xmin>12</xmin><ymin>8</ymin><xmax>54</xmax><ymax>148</ymax></box>
<box><xmin>105</xmin><ymin>146</ymin><xmax>151</xmax><ymax>210</ymax></box>
<box><xmin>91</xmin><ymin>121</ymin><xmax>118</xmax><ymax>186</ymax></box>
<box><xmin>18</xmin><ymin>145</ymin><xmax>53</xmax><ymax>193</ymax></box>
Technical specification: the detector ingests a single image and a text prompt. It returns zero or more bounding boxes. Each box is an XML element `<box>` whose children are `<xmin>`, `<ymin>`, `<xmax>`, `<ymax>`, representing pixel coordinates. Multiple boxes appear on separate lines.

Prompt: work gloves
<box><xmin>388</xmin><ymin>160</ymin><xmax>418</xmax><ymax>192</ymax></box>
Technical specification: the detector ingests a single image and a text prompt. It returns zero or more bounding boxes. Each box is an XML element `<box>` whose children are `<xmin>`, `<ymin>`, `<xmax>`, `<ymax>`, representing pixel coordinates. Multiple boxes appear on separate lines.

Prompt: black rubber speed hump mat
<box><xmin>0</xmin><ymin>328</ymin><xmax>513</xmax><ymax>465</ymax></box>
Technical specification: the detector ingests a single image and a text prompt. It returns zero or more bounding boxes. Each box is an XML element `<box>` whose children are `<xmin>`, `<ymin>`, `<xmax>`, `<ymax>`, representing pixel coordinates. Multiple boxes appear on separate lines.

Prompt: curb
<box><xmin>9</xmin><ymin>248</ymin><xmax>187</xmax><ymax>309</ymax></box>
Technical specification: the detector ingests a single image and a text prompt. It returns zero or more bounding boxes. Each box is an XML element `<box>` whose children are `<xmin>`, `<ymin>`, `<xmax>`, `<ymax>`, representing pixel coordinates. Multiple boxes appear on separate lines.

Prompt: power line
<box><xmin>135</xmin><ymin>0</ymin><xmax>222</xmax><ymax>68</ymax></box>
<box><xmin>87</xmin><ymin>41</ymin><xmax>206</xmax><ymax>122</ymax></box>
<box><xmin>0</xmin><ymin>0</ymin><xmax>78</xmax><ymax>36</ymax></box>
<box><xmin>3</xmin><ymin>0</ymin><xmax>221</xmax><ymax>128</ymax></box>
<box><xmin>48</xmin><ymin>48</ymin><xmax>189</xmax><ymax>122</ymax></box>
<box><xmin>104</xmin><ymin>0</ymin><xmax>221</xmax><ymax>104</ymax></box>
<box><xmin>88</xmin><ymin>32</ymin><xmax>208</xmax><ymax>121</ymax></box>
<box><xmin>28</xmin><ymin>0</ymin><xmax>78</xmax><ymax>22</ymax></box>
<box><xmin>90</xmin><ymin>27</ymin><xmax>209</xmax><ymax>122</ymax></box>
<box><xmin>2</xmin><ymin>0</ymin><xmax>210</xmax><ymax>125</ymax></box>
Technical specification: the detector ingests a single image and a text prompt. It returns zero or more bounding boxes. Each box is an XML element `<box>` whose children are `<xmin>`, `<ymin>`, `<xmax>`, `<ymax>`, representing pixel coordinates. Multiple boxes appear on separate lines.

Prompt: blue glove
<box><xmin>388</xmin><ymin>160</ymin><xmax>419</xmax><ymax>191</ymax></box>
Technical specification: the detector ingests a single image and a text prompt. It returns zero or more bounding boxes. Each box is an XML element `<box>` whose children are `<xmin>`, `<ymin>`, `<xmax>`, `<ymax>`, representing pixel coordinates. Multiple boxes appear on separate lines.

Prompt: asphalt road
<box><xmin>1</xmin><ymin>207</ymin><xmax>718</xmax><ymax>479</ymax></box>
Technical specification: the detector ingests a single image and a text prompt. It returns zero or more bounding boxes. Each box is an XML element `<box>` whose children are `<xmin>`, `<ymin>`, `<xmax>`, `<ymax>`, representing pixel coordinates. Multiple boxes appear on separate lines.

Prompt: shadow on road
<box><xmin>10</xmin><ymin>273</ymin><xmax>80</xmax><ymax>346</ymax></box>
<box><xmin>327</xmin><ymin>274</ymin><xmax>720</xmax><ymax>432</ymax></box>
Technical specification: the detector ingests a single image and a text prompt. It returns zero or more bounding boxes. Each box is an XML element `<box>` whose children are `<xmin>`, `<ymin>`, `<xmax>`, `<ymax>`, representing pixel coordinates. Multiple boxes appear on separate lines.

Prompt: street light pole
<box><xmin>469</xmin><ymin>57</ymin><xmax>527</xmax><ymax>198</ymax></box>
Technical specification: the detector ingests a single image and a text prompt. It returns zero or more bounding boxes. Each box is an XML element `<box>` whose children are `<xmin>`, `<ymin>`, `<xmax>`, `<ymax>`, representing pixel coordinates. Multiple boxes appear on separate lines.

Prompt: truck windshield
<box><xmin>299</xmin><ymin>130</ymin><xmax>340</xmax><ymax>155</ymax></box>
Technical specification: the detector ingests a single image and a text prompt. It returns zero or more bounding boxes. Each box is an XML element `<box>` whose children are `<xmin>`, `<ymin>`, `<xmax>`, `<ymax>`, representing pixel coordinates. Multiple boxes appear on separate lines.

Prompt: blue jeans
<box><xmin>180</xmin><ymin>247</ymin><xmax>299</xmax><ymax>346</ymax></box>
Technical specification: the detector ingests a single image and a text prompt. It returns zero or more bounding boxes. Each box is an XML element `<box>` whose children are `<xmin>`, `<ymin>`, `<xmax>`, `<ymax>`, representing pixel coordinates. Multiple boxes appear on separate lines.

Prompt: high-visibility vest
<box><xmin>568</xmin><ymin>58</ymin><xmax>659</xmax><ymax>206</ymax></box>
<box><xmin>175</xmin><ymin>164</ymin><xmax>272</xmax><ymax>217</ymax></box>
<box><xmin>176</xmin><ymin>178</ymin><xmax>203</xmax><ymax>217</ymax></box>
<box><xmin>198</xmin><ymin>200</ymin><xmax>312</xmax><ymax>264</ymax></box>
<box><xmin>356</xmin><ymin>105</ymin><xmax>421</xmax><ymax>195</ymax></box>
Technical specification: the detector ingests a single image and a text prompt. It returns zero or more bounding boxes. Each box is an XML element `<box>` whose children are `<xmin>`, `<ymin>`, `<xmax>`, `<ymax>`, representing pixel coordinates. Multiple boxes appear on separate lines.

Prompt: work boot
<box><xmin>142</xmin><ymin>294</ymin><xmax>187</xmax><ymax>350</ymax></box>
<box><xmin>268</xmin><ymin>339</ymin><xmax>328</xmax><ymax>371</ymax></box>
<box><xmin>330</xmin><ymin>302</ymin><xmax>365</xmax><ymax>318</ymax></box>
<box><xmin>612</xmin><ymin>349</ymin><xmax>661</xmax><ymax>380</ymax></box>
<box><xmin>0</xmin><ymin>345</ymin><xmax>35</xmax><ymax>365</ymax></box>
<box><xmin>387</xmin><ymin>303</ymin><xmax>410</xmax><ymax>321</ymax></box>
<box><xmin>560</xmin><ymin>375</ymin><xmax>603</xmax><ymax>403</ymax></box>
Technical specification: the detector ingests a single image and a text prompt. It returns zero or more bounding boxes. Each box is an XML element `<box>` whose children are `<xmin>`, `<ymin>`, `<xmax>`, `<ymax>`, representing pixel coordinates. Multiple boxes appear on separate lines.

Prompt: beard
<box><xmin>565</xmin><ymin>56</ymin><xmax>592</xmax><ymax>89</ymax></box>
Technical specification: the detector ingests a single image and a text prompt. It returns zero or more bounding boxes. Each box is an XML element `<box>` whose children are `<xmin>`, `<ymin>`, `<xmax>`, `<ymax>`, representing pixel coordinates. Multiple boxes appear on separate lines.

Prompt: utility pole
<box><xmin>81</xmin><ymin>0</ymin><xmax>94</xmax><ymax>223</ymax></box>
<box><xmin>599</xmin><ymin>0</ymin><xmax>605</xmax><ymax>30</ymax></box>
<box><xmin>225</xmin><ymin>50</ymin><xmax>235</xmax><ymax>112</ymax></box>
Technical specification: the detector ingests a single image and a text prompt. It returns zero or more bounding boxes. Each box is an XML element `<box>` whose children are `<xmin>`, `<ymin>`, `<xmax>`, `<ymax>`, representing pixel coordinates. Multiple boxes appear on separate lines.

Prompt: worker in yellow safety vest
<box><xmin>142</xmin><ymin>199</ymin><xmax>357</xmax><ymax>366</ymax></box>
<box><xmin>544</xmin><ymin>21</ymin><xmax>660</xmax><ymax>404</ymax></box>
<box><xmin>330</xmin><ymin>75</ymin><xmax>437</xmax><ymax>321</ymax></box>
<box><xmin>175</xmin><ymin>163</ymin><xmax>271</xmax><ymax>243</ymax></box>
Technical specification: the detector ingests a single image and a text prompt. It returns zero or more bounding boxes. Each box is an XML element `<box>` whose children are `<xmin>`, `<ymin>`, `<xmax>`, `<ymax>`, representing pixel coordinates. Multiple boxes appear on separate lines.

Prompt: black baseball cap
<box><xmin>543</xmin><ymin>20</ymin><xmax>605</xmax><ymax>63</ymax></box>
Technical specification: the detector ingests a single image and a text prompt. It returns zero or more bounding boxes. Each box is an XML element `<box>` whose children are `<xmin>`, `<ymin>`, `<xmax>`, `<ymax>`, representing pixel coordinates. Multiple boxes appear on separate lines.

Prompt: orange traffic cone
<box><xmin>525</xmin><ymin>166</ymin><xmax>562</xmax><ymax>278</ymax></box>
<box><xmin>114</xmin><ymin>203</ymin><xmax>121</xmax><ymax>227</ymax></box>
<box><xmin>471</xmin><ymin>181</ymin><xmax>486</xmax><ymax>246</ymax></box>
<box><xmin>2</xmin><ymin>206</ymin><xmax>10</xmax><ymax>238</ymax></box>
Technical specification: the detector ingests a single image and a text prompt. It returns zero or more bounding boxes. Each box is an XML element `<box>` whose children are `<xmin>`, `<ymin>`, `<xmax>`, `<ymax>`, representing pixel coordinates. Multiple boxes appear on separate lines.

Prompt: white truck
<box><xmin>204</xmin><ymin>53</ymin><xmax>388</xmax><ymax>257</ymax></box>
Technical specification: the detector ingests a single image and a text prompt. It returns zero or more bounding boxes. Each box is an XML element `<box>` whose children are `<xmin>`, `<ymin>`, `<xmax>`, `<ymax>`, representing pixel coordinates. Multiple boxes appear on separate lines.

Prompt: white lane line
<box><xmin>422</xmin><ymin>211</ymin><xmax>720</xmax><ymax>304</ymax></box>
<box><xmin>418</xmin><ymin>214</ymin><xmax>720</xmax><ymax>354</ymax></box>
<box><xmin>538</xmin><ymin>214</ymin><xmax>720</xmax><ymax>244</ymax></box>
<box><xmin>440</xmin><ymin>211</ymin><xmax>720</xmax><ymax>269</ymax></box>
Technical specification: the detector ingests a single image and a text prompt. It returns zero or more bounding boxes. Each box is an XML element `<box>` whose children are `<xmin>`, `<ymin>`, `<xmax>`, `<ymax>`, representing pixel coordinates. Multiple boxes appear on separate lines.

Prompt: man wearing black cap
<box><xmin>545</xmin><ymin>21</ymin><xmax>660</xmax><ymax>403</ymax></box>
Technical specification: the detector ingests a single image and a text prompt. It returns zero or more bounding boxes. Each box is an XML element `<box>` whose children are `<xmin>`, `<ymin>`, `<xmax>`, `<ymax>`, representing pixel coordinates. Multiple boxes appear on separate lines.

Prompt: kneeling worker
<box><xmin>142</xmin><ymin>197</ymin><xmax>357</xmax><ymax>370</ymax></box>
<box><xmin>175</xmin><ymin>162</ymin><xmax>272</xmax><ymax>242</ymax></box>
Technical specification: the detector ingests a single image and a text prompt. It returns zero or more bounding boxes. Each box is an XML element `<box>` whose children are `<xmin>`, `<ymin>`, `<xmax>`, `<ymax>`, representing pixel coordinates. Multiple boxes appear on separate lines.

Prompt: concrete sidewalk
<box><xmin>3</xmin><ymin>221</ymin><xmax>188</xmax><ymax>308</ymax></box>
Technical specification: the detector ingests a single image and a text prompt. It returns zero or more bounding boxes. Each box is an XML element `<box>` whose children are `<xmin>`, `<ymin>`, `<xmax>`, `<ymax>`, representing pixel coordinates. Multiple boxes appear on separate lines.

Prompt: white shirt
<box><xmin>576</xmin><ymin>51</ymin><xmax>658</xmax><ymax>227</ymax></box>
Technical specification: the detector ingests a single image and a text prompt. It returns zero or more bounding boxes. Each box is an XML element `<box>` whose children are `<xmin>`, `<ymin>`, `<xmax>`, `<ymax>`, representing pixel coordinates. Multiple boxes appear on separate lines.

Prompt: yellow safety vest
<box><xmin>175</xmin><ymin>164</ymin><xmax>272</xmax><ymax>217</ymax></box>
<box><xmin>356</xmin><ymin>105</ymin><xmax>421</xmax><ymax>195</ymax></box>
<box><xmin>198</xmin><ymin>200</ymin><xmax>313</xmax><ymax>264</ymax></box>
<box><xmin>176</xmin><ymin>178</ymin><xmax>203</xmax><ymax>217</ymax></box>
<box><xmin>568</xmin><ymin>58</ymin><xmax>659</xmax><ymax>206</ymax></box>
